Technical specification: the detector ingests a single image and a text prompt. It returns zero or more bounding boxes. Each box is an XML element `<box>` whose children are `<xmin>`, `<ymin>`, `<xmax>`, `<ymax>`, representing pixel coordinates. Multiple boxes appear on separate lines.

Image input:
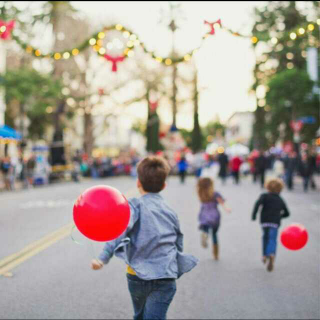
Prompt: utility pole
<box><xmin>169</xmin><ymin>17</ymin><xmax>178</xmax><ymax>128</ymax></box>
<box><xmin>161</xmin><ymin>2</ymin><xmax>182</xmax><ymax>129</ymax></box>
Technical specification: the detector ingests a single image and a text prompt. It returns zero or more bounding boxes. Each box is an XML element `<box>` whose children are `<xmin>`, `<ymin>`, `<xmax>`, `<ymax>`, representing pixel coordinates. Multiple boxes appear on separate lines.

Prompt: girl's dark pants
<box><xmin>200</xmin><ymin>225</ymin><xmax>220</xmax><ymax>244</ymax></box>
<box><xmin>127</xmin><ymin>274</ymin><xmax>176</xmax><ymax>320</ymax></box>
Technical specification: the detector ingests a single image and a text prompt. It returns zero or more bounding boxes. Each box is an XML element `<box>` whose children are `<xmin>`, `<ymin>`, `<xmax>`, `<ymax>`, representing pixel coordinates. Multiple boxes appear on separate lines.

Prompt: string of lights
<box><xmin>1</xmin><ymin>20</ymin><xmax>319</xmax><ymax>68</ymax></box>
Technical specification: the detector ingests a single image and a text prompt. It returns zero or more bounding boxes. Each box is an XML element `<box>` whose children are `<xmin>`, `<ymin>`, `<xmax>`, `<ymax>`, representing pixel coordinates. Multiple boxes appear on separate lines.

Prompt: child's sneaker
<box><xmin>201</xmin><ymin>232</ymin><xmax>208</xmax><ymax>248</ymax></box>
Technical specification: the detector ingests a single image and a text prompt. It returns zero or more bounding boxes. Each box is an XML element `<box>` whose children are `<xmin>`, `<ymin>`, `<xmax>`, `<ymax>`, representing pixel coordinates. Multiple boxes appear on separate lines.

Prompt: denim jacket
<box><xmin>99</xmin><ymin>193</ymin><xmax>198</xmax><ymax>280</ymax></box>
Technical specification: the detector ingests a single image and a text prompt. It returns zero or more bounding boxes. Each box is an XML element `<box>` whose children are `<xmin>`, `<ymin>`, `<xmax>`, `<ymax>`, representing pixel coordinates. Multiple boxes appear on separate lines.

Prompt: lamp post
<box><xmin>160</xmin><ymin>2</ymin><xmax>184</xmax><ymax>129</ymax></box>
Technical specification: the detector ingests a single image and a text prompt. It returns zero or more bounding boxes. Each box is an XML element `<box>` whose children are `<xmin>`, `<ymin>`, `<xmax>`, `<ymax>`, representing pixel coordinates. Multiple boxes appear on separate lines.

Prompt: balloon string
<box><xmin>71</xmin><ymin>224</ymin><xmax>97</xmax><ymax>260</ymax></box>
<box><xmin>70</xmin><ymin>224</ymin><xmax>85</xmax><ymax>246</ymax></box>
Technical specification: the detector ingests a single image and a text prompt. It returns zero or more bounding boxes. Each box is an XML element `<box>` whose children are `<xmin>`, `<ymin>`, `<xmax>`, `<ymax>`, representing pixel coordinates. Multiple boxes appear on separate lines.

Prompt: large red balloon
<box><xmin>73</xmin><ymin>185</ymin><xmax>130</xmax><ymax>242</ymax></box>
<box><xmin>280</xmin><ymin>224</ymin><xmax>308</xmax><ymax>251</ymax></box>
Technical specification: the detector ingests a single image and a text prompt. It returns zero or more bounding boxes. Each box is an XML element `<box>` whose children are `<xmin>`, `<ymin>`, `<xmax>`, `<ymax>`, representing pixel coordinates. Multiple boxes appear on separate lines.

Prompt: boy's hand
<box><xmin>225</xmin><ymin>207</ymin><xmax>232</xmax><ymax>214</ymax></box>
<box><xmin>91</xmin><ymin>259</ymin><xmax>103</xmax><ymax>270</ymax></box>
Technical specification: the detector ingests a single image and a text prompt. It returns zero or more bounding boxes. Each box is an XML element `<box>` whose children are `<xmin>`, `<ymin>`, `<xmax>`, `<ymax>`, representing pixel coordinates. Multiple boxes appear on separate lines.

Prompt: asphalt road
<box><xmin>1</xmin><ymin>175</ymin><xmax>319</xmax><ymax>319</ymax></box>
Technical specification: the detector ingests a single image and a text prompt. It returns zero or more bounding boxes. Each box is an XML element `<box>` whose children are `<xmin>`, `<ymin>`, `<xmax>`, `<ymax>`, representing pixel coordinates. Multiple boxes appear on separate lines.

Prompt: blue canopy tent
<box><xmin>0</xmin><ymin>125</ymin><xmax>22</xmax><ymax>140</ymax></box>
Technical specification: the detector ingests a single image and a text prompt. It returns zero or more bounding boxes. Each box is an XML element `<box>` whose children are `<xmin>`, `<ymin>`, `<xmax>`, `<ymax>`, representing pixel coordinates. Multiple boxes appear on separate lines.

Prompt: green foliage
<box><xmin>180</xmin><ymin>121</ymin><xmax>226</xmax><ymax>151</ymax></box>
<box><xmin>251</xmin><ymin>1</ymin><xmax>319</xmax><ymax>147</ymax></box>
<box><xmin>1</xmin><ymin>68</ymin><xmax>64</xmax><ymax>139</ymax></box>
<box><xmin>180</xmin><ymin>129</ymin><xmax>192</xmax><ymax>148</ymax></box>
<box><xmin>0</xmin><ymin>1</ymin><xmax>21</xmax><ymax>21</ymax></box>
<box><xmin>203</xmin><ymin>121</ymin><xmax>225</xmax><ymax>138</ymax></box>
<box><xmin>266</xmin><ymin>68</ymin><xmax>318</xmax><ymax>143</ymax></box>
<box><xmin>146</xmin><ymin>113</ymin><xmax>161</xmax><ymax>152</ymax></box>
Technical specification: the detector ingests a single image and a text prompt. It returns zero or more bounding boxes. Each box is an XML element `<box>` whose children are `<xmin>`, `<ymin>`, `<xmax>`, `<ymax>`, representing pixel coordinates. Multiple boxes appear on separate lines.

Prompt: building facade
<box><xmin>225</xmin><ymin>111</ymin><xmax>254</xmax><ymax>146</ymax></box>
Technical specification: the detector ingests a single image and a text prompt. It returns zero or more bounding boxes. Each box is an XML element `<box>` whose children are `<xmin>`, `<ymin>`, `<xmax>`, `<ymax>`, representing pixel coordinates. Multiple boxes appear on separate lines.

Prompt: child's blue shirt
<box><xmin>99</xmin><ymin>193</ymin><xmax>198</xmax><ymax>280</ymax></box>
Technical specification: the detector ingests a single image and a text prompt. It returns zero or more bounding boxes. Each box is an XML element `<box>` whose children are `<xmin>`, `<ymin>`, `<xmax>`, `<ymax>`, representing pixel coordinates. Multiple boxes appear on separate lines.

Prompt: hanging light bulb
<box><xmin>271</xmin><ymin>37</ymin><xmax>278</xmax><ymax>44</ymax></box>
<box><xmin>72</xmin><ymin>48</ymin><xmax>79</xmax><ymax>56</ymax></box>
<box><xmin>290</xmin><ymin>32</ymin><xmax>296</xmax><ymax>40</ymax></box>
<box><xmin>98</xmin><ymin>32</ymin><xmax>105</xmax><ymax>39</ymax></box>
<box><xmin>308</xmin><ymin>24</ymin><xmax>315</xmax><ymax>31</ymax></box>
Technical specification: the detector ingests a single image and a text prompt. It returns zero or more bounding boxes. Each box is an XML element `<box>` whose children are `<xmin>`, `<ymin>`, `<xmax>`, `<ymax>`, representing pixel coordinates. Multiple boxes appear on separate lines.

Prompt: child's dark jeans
<box><xmin>262</xmin><ymin>227</ymin><xmax>278</xmax><ymax>256</ymax></box>
<box><xmin>126</xmin><ymin>273</ymin><xmax>176</xmax><ymax>320</ymax></box>
<box><xmin>200</xmin><ymin>225</ymin><xmax>219</xmax><ymax>244</ymax></box>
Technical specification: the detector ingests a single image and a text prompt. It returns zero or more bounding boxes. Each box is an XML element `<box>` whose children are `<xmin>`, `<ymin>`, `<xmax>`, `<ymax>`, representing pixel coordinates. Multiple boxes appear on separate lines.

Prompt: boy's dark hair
<box><xmin>137</xmin><ymin>156</ymin><xmax>170</xmax><ymax>193</ymax></box>
<box><xmin>265</xmin><ymin>178</ymin><xmax>284</xmax><ymax>194</ymax></box>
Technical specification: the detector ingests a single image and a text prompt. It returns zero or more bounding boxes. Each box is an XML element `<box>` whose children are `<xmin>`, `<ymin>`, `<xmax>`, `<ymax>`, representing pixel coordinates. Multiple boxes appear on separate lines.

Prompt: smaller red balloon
<box><xmin>73</xmin><ymin>185</ymin><xmax>130</xmax><ymax>242</ymax></box>
<box><xmin>280</xmin><ymin>223</ymin><xmax>308</xmax><ymax>251</ymax></box>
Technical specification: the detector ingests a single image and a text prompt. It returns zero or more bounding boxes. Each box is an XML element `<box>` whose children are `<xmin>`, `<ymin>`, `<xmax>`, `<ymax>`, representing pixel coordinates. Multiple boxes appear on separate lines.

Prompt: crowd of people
<box><xmin>0</xmin><ymin>155</ymin><xmax>38</xmax><ymax>191</ymax></box>
<box><xmin>177</xmin><ymin>147</ymin><xmax>319</xmax><ymax>193</ymax></box>
<box><xmin>1</xmin><ymin>146</ymin><xmax>319</xmax><ymax>192</ymax></box>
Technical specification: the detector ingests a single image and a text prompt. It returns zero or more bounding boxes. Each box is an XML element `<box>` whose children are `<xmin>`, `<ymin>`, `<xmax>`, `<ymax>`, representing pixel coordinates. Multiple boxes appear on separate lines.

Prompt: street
<box><xmin>1</xmin><ymin>176</ymin><xmax>319</xmax><ymax>319</ymax></box>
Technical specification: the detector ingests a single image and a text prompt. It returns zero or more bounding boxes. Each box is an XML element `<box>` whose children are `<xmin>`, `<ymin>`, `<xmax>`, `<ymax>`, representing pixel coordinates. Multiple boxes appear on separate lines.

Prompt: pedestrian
<box><xmin>217</xmin><ymin>151</ymin><xmax>229</xmax><ymax>184</ymax></box>
<box><xmin>91</xmin><ymin>156</ymin><xmax>198</xmax><ymax>320</ymax></box>
<box><xmin>298</xmin><ymin>153</ymin><xmax>312</xmax><ymax>192</ymax></box>
<box><xmin>272</xmin><ymin>155</ymin><xmax>285</xmax><ymax>180</ymax></box>
<box><xmin>26</xmin><ymin>155</ymin><xmax>36</xmax><ymax>187</ymax></box>
<box><xmin>197</xmin><ymin>177</ymin><xmax>231</xmax><ymax>260</ymax></box>
<box><xmin>254</xmin><ymin>150</ymin><xmax>268</xmax><ymax>189</ymax></box>
<box><xmin>0</xmin><ymin>156</ymin><xmax>12</xmax><ymax>190</ymax></box>
<box><xmin>252</xmin><ymin>178</ymin><xmax>290</xmax><ymax>272</ymax></box>
<box><xmin>307</xmin><ymin>149</ymin><xmax>317</xmax><ymax>190</ymax></box>
<box><xmin>193</xmin><ymin>151</ymin><xmax>205</xmax><ymax>178</ymax></box>
<box><xmin>177</xmin><ymin>155</ymin><xmax>188</xmax><ymax>184</ymax></box>
<box><xmin>284</xmin><ymin>151</ymin><xmax>298</xmax><ymax>190</ymax></box>
<box><xmin>230</xmin><ymin>155</ymin><xmax>242</xmax><ymax>184</ymax></box>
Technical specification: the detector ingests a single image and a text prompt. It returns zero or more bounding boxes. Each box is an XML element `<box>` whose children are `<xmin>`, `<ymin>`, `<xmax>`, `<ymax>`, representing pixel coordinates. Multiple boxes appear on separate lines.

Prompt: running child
<box><xmin>197</xmin><ymin>177</ymin><xmax>231</xmax><ymax>260</ymax></box>
<box><xmin>252</xmin><ymin>178</ymin><xmax>290</xmax><ymax>272</ymax></box>
<box><xmin>91</xmin><ymin>156</ymin><xmax>198</xmax><ymax>320</ymax></box>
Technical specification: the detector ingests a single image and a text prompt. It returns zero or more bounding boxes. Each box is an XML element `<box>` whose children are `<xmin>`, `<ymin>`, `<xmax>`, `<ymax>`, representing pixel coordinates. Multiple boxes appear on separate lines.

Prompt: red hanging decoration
<box><xmin>149</xmin><ymin>101</ymin><xmax>158</xmax><ymax>112</ymax></box>
<box><xmin>98</xmin><ymin>88</ymin><xmax>104</xmax><ymax>96</ymax></box>
<box><xmin>104</xmin><ymin>54</ymin><xmax>125</xmax><ymax>72</ymax></box>
<box><xmin>204</xmin><ymin>19</ymin><xmax>221</xmax><ymax>35</ymax></box>
<box><xmin>159</xmin><ymin>132</ymin><xmax>166</xmax><ymax>139</ymax></box>
<box><xmin>0</xmin><ymin>20</ymin><xmax>15</xmax><ymax>40</ymax></box>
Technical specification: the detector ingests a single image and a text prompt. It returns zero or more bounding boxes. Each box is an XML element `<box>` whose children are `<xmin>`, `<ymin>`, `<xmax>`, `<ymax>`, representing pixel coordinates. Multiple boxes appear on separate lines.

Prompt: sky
<box><xmin>13</xmin><ymin>1</ymin><xmax>266</xmax><ymax>130</ymax></box>
<box><xmin>68</xmin><ymin>1</ymin><xmax>265</xmax><ymax>129</ymax></box>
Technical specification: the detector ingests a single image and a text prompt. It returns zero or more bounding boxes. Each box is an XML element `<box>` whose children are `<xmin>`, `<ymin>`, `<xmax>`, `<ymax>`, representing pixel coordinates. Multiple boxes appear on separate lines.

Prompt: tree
<box><xmin>180</xmin><ymin>120</ymin><xmax>225</xmax><ymax>150</ymax></box>
<box><xmin>2</xmin><ymin>68</ymin><xmax>63</xmax><ymax>139</ymax></box>
<box><xmin>266</xmin><ymin>68</ymin><xmax>318</xmax><ymax>144</ymax></box>
<box><xmin>191</xmin><ymin>70</ymin><xmax>203</xmax><ymax>152</ymax></box>
<box><xmin>251</xmin><ymin>1</ymin><xmax>320</xmax><ymax>148</ymax></box>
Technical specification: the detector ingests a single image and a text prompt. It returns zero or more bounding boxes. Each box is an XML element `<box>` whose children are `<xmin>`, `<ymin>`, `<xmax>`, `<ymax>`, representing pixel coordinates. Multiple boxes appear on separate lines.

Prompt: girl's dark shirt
<box><xmin>252</xmin><ymin>193</ymin><xmax>290</xmax><ymax>225</ymax></box>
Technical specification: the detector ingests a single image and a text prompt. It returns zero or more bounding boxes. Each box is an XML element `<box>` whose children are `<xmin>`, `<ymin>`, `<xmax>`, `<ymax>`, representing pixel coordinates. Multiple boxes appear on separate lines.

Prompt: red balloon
<box><xmin>73</xmin><ymin>185</ymin><xmax>130</xmax><ymax>242</ymax></box>
<box><xmin>280</xmin><ymin>224</ymin><xmax>308</xmax><ymax>251</ymax></box>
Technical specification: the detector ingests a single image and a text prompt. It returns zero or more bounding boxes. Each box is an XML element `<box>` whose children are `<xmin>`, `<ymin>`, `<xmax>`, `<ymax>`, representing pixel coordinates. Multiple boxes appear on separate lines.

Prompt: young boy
<box><xmin>252</xmin><ymin>178</ymin><xmax>290</xmax><ymax>272</ymax></box>
<box><xmin>91</xmin><ymin>156</ymin><xmax>198</xmax><ymax>319</ymax></box>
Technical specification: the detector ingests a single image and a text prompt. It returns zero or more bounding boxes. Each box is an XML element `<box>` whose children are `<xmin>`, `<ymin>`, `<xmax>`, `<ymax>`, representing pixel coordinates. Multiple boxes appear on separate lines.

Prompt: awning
<box><xmin>0</xmin><ymin>125</ymin><xmax>22</xmax><ymax>140</ymax></box>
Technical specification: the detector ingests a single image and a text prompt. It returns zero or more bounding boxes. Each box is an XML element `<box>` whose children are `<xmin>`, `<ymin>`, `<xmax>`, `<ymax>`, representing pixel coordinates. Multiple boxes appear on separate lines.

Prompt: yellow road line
<box><xmin>0</xmin><ymin>223</ymin><xmax>73</xmax><ymax>276</ymax></box>
<box><xmin>0</xmin><ymin>187</ymin><xmax>138</xmax><ymax>276</ymax></box>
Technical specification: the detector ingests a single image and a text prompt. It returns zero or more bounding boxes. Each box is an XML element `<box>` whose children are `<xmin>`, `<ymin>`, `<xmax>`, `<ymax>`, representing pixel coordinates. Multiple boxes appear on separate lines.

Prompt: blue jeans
<box><xmin>200</xmin><ymin>225</ymin><xmax>219</xmax><ymax>245</ymax></box>
<box><xmin>127</xmin><ymin>274</ymin><xmax>176</xmax><ymax>320</ymax></box>
<box><xmin>262</xmin><ymin>227</ymin><xmax>278</xmax><ymax>257</ymax></box>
